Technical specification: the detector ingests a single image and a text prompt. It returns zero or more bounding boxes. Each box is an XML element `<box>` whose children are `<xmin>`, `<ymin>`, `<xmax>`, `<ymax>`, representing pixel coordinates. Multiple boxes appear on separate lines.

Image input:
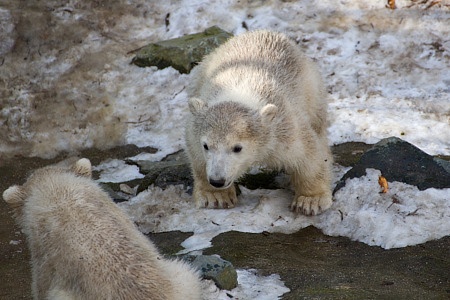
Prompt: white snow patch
<box><xmin>202</xmin><ymin>269</ymin><xmax>290</xmax><ymax>300</ymax></box>
<box><xmin>317</xmin><ymin>169</ymin><xmax>450</xmax><ymax>249</ymax></box>
<box><xmin>94</xmin><ymin>159</ymin><xmax>144</xmax><ymax>183</ymax></box>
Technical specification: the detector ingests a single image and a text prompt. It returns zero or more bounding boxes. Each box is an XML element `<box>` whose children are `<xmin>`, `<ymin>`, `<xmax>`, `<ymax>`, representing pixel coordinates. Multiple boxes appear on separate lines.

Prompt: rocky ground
<box><xmin>1</xmin><ymin>142</ymin><xmax>448</xmax><ymax>299</ymax></box>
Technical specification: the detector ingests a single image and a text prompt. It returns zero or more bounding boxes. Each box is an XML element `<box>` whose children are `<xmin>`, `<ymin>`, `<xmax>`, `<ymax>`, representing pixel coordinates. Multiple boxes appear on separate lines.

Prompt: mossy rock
<box><xmin>188</xmin><ymin>255</ymin><xmax>238</xmax><ymax>290</ymax></box>
<box><xmin>131</xmin><ymin>26</ymin><xmax>233</xmax><ymax>74</ymax></box>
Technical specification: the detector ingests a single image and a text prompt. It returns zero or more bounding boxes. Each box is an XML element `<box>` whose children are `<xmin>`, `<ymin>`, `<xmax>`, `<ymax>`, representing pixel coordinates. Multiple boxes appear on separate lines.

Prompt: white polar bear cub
<box><xmin>185</xmin><ymin>30</ymin><xmax>333</xmax><ymax>215</ymax></box>
<box><xmin>3</xmin><ymin>158</ymin><xmax>201</xmax><ymax>300</ymax></box>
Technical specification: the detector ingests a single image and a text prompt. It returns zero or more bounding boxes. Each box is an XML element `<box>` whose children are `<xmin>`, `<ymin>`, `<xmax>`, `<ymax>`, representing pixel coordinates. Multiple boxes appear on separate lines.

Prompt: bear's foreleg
<box><xmin>289</xmin><ymin>157</ymin><xmax>333</xmax><ymax>216</ymax></box>
<box><xmin>192</xmin><ymin>167</ymin><xmax>238</xmax><ymax>209</ymax></box>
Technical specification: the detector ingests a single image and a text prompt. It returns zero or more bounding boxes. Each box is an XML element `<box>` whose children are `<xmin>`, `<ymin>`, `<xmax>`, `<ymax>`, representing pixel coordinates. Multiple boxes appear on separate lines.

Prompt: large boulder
<box><xmin>334</xmin><ymin>137</ymin><xmax>450</xmax><ymax>193</ymax></box>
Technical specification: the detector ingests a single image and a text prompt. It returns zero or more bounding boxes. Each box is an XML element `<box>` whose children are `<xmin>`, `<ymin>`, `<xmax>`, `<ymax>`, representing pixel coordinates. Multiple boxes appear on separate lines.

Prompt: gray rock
<box><xmin>132</xmin><ymin>159</ymin><xmax>193</xmax><ymax>193</ymax></box>
<box><xmin>331</xmin><ymin>142</ymin><xmax>373</xmax><ymax>167</ymax></box>
<box><xmin>334</xmin><ymin>136</ymin><xmax>450</xmax><ymax>193</ymax></box>
<box><xmin>189</xmin><ymin>255</ymin><xmax>238</xmax><ymax>290</ymax></box>
<box><xmin>98</xmin><ymin>181</ymin><xmax>138</xmax><ymax>203</ymax></box>
<box><xmin>131</xmin><ymin>26</ymin><xmax>233</xmax><ymax>74</ymax></box>
<box><xmin>132</xmin><ymin>151</ymin><xmax>189</xmax><ymax>174</ymax></box>
<box><xmin>434</xmin><ymin>157</ymin><xmax>450</xmax><ymax>173</ymax></box>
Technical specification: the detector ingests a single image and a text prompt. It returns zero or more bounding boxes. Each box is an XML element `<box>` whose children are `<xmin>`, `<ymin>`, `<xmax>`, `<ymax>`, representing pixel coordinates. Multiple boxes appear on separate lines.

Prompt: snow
<box><xmin>319</xmin><ymin>169</ymin><xmax>450</xmax><ymax>249</ymax></box>
<box><xmin>203</xmin><ymin>269</ymin><xmax>290</xmax><ymax>300</ymax></box>
<box><xmin>2</xmin><ymin>0</ymin><xmax>450</xmax><ymax>298</ymax></box>
<box><xmin>93</xmin><ymin>159</ymin><xmax>144</xmax><ymax>183</ymax></box>
<box><xmin>116</xmin><ymin>168</ymin><xmax>450</xmax><ymax>251</ymax></box>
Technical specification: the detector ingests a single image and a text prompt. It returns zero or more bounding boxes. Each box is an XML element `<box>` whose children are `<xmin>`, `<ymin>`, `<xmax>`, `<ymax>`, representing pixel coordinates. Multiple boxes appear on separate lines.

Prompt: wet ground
<box><xmin>205</xmin><ymin>228</ymin><xmax>450</xmax><ymax>299</ymax></box>
<box><xmin>0</xmin><ymin>143</ymin><xmax>448</xmax><ymax>299</ymax></box>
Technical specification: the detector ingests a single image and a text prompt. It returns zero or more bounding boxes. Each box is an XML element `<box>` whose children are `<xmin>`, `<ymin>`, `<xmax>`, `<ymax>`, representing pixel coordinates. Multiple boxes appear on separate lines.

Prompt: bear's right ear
<box><xmin>72</xmin><ymin>158</ymin><xmax>92</xmax><ymax>178</ymax></box>
<box><xmin>188</xmin><ymin>98</ymin><xmax>208</xmax><ymax>115</ymax></box>
<box><xmin>260</xmin><ymin>104</ymin><xmax>278</xmax><ymax>122</ymax></box>
<box><xmin>3</xmin><ymin>185</ymin><xmax>26</xmax><ymax>209</ymax></box>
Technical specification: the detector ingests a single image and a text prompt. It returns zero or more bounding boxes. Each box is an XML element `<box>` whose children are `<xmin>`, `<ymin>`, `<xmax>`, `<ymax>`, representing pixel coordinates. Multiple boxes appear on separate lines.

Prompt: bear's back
<box><xmin>191</xmin><ymin>30</ymin><xmax>325</xmax><ymax>115</ymax></box>
<box><xmin>23</xmin><ymin>171</ymin><xmax>176</xmax><ymax>299</ymax></box>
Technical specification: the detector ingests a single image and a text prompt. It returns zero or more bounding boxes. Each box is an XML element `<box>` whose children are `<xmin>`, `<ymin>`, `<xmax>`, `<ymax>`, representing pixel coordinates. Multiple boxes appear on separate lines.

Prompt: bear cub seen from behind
<box><xmin>3</xmin><ymin>158</ymin><xmax>201</xmax><ymax>300</ymax></box>
<box><xmin>185</xmin><ymin>30</ymin><xmax>333</xmax><ymax>215</ymax></box>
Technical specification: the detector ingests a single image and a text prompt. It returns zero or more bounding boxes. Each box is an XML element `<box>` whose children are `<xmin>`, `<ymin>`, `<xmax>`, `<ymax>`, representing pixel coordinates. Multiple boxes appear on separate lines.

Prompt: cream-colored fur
<box><xmin>185</xmin><ymin>30</ymin><xmax>333</xmax><ymax>215</ymax></box>
<box><xmin>3</xmin><ymin>158</ymin><xmax>201</xmax><ymax>300</ymax></box>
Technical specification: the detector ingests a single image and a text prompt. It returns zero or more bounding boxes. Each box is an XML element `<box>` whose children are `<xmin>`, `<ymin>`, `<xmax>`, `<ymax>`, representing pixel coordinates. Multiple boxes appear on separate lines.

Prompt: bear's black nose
<box><xmin>209</xmin><ymin>178</ymin><xmax>226</xmax><ymax>188</ymax></box>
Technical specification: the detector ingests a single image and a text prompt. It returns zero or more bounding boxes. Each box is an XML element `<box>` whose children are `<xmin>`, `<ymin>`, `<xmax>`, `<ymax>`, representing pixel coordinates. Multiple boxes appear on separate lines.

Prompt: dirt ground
<box><xmin>0</xmin><ymin>156</ymin><xmax>50</xmax><ymax>300</ymax></box>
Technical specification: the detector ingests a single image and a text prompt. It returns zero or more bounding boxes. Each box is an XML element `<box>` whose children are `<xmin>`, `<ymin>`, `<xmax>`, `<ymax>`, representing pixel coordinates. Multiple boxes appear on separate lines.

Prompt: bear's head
<box><xmin>189</xmin><ymin>97</ymin><xmax>277</xmax><ymax>189</ymax></box>
<box><xmin>2</xmin><ymin>158</ymin><xmax>92</xmax><ymax>221</ymax></box>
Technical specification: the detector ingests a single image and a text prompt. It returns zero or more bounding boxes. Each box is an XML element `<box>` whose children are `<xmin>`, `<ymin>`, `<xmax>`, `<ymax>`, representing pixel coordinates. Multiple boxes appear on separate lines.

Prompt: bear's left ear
<box><xmin>188</xmin><ymin>97</ymin><xmax>208</xmax><ymax>115</ymax></box>
<box><xmin>259</xmin><ymin>104</ymin><xmax>278</xmax><ymax>122</ymax></box>
<box><xmin>3</xmin><ymin>185</ymin><xmax>26</xmax><ymax>209</ymax></box>
<box><xmin>72</xmin><ymin>158</ymin><xmax>92</xmax><ymax>178</ymax></box>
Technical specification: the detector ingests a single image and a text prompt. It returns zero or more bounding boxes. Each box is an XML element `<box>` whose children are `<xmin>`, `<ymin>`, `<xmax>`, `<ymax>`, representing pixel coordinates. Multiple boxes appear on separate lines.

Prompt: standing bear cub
<box><xmin>185</xmin><ymin>30</ymin><xmax>333</xmax><ymax>215</ymax></box>
<box><xmin>3</xmin><ymin>158</ymin><xmax>201</xmax><ymax>300</ymax></box>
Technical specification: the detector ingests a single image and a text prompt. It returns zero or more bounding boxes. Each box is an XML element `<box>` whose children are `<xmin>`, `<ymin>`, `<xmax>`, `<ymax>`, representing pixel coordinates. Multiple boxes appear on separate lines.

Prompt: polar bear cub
<box><xmin>185</xmin><ymin>30</ymin><xmax>333</xmax><ymax>215</ymax></box>
<box><xmin>3</xmin><ymin>158</ymin><xmax>201</xmax><ymax>300</ymax></box>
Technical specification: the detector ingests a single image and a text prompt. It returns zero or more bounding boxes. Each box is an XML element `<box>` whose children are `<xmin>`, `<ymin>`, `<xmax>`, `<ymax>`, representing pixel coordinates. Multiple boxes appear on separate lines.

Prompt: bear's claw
<box><xmin>290</xmin><ymin>194</ymin><xmax>332</xmax><ymax>216</ymax></box>
<box><xmin>194</xmin><ymin>185</ymin><xmax>238</xmax><ymax>209</ymax></box>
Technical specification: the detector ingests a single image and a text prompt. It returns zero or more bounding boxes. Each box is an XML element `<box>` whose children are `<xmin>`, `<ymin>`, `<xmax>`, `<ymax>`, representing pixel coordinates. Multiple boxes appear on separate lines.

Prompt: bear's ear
<box><xmin>259</xmin><ymin>104</ymin><xmax>278</xmax><ymax>122</ymax></box>
<box><xmin>72</xmin><ymin>158</ymin><xmax>92</xmax><ymax>178</ymax></box>
<box><xmin>188</xmin><ymin>98</ymin><xmax>208</xmax><ymax>115</ymax></box>
<box><xmin>3</xmin><ymin>185</ymin><xmax>26</xmax><ymax>209</ymax></box>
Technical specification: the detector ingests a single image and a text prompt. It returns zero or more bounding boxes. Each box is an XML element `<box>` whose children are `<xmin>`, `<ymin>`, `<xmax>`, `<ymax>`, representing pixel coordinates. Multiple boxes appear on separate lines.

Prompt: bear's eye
<box><xmin>203</xmin><ymin>143</ymin><xmax>209</xmax><ymax>151</ymax></box>
<box><xmin>232</xmin><ymin>145</ymin><xmax>242</xmax><ymax>153</ymax></box>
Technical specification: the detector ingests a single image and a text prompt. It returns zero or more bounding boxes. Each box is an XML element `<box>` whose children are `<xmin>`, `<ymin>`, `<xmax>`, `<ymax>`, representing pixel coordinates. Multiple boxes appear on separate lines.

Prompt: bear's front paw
<box><xmin>194</xmin><ymin>185</ymin><xmax>238</xmax><ymax>209</ymax></box>
<box><xmin>290</xmin><ymin>193</ymin><xmax>332</xmax><ymax>216</ymax></box>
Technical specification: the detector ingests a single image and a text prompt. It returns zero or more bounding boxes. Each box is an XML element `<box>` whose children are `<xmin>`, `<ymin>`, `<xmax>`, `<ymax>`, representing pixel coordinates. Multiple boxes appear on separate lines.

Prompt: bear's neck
<box><xmin>213</xmin><ymin>86</ymin><xmax>265</xmax><ymax>110</ymax></box>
